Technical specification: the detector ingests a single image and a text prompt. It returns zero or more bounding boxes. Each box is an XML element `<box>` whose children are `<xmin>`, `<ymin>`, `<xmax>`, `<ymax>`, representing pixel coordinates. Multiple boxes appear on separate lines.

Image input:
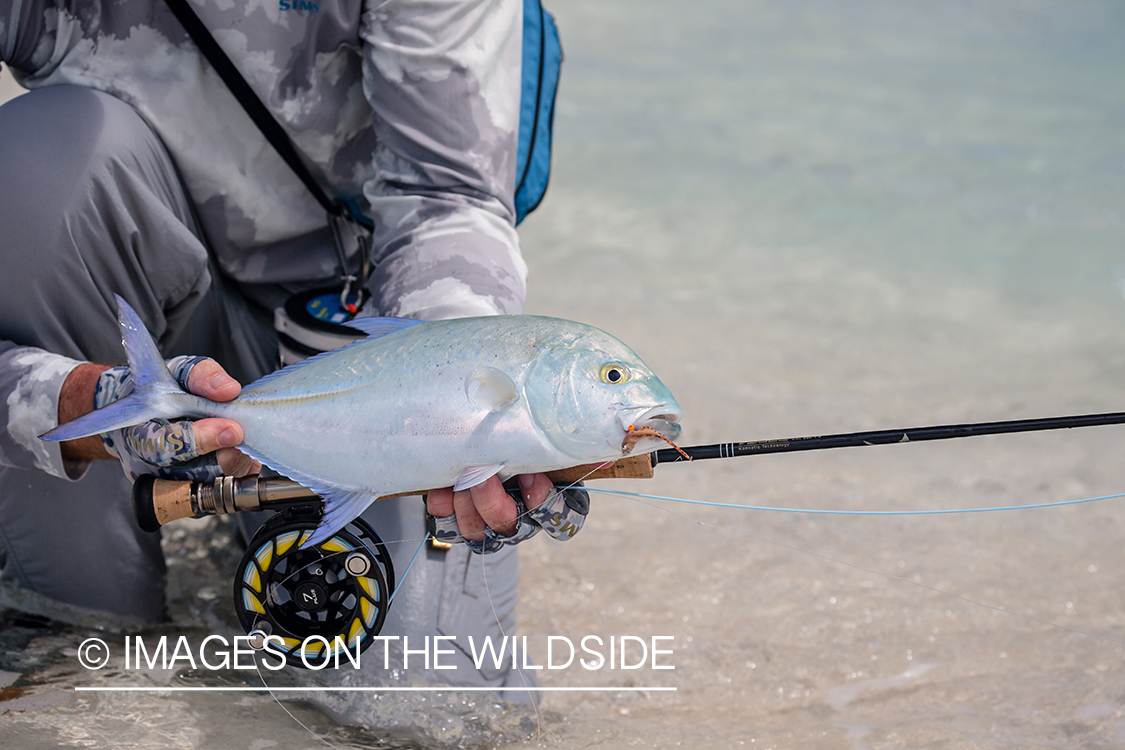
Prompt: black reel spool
<box><xmin>234</xmin><ymin>506</ymin><xmax>395</xmax><ymax>669</ymax></box>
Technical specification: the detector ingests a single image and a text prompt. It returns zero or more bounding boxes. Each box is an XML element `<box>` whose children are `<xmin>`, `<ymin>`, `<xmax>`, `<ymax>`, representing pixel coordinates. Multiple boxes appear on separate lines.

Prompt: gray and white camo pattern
<box><xmin>0</xmin><ymin>0</ymin><xmax>531</xmax><ymax>478</ymax></box>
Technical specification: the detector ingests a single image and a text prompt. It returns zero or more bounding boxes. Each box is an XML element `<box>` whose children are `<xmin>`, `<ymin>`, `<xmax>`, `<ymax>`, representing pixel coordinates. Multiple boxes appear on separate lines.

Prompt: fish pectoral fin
<box><xmin>453</xmin><ymin>464</ymin><xmax>507</xmax><ymax>492</ymax></box>
<box><xmin>303</xmin><ymin>488</ymin><xmax>381</xmax><ymax>548</ymax></box>
<box><xmin>466</xmin><ymin>367</ymin><xmax>519</xmax><ymax>412</ymax></box>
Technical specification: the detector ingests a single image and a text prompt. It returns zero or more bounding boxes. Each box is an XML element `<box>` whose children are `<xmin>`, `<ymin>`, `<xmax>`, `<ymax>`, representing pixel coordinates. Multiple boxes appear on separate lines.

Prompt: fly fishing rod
<box><xmin>650</xmin><ymin>409</ymin><xmax>1125</xmax><ymax>463</ymax></box>
<box><xmin>131</xmin><ymin>407</ymin><xmax>1125</xmax><ymax>668</ymax></box>
<box><xmin>134</xmin><ymin>408</ymin><xmax>1125</xmax><ymax>530</ymax></box>
<box><xmin>131</xmin><ymin>460</ymin><xmax>655</xmax><ymax>532</ymax></box>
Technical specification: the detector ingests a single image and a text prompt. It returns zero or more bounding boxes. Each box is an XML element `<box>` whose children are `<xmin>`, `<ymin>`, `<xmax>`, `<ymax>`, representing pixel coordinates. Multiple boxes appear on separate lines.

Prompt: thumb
<box><xmin>186</xmin><ymin>359</ymin><xmax>242</xmax><ymax>402</ymax></box>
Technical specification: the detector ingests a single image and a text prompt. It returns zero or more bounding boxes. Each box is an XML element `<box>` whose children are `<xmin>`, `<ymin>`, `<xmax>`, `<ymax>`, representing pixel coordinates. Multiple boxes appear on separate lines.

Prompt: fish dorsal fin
<box><xmin>453</xmin><ymin>464</ymin><xmax>507</xmax><ymax>492</ymax></box>
<box><xmin>466</xmin><ymin>367</ymin><xmax>519</xmax><ymax>412</ymax></box>
<box><xmin>344</xmin><ymin>316</ymin><xmax>422</xmax><ymax>339</ymax></box>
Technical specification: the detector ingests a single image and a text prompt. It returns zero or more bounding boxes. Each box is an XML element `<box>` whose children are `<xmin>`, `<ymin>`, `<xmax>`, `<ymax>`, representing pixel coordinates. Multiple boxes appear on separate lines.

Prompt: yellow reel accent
<box><xmin>241</xmin><ymin>590</ymin><xmax>265</xmax><ymax>615</ymax></box>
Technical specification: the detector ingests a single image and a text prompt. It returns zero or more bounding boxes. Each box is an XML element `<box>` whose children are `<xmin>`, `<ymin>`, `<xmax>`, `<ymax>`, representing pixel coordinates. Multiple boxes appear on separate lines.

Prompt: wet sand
<box><xmin>4</xmin><ymin>1</ymin><xmax>1125</xmax><ymax>747</ymax></box>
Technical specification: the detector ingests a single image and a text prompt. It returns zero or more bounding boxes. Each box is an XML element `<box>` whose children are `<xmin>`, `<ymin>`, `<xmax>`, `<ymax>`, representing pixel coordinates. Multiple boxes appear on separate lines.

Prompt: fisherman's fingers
<box><xmin>427</xmin><ymin>477</ymin><xmax>531</xmax><ymax>536</ymax></box>
<box><xmin>92</xmin><ymin>356</ymin><xmax>231</xmax><ymax>408</ymax></box>
<box><xmin>469</xmin><ymin>476</ymin><xmax>519</xmax><ymax>536</ymax></box>
<box><xmin>451</xmin><ymin>487</ymin><xmax>488</xmax><ymax>541</ymax></box>
<box><xmin>215</xmin><ymin>447</ymin><xmax>261</xmax><ymax>478</ymax></box>
<box><xmin>456</xmin><ymin>481</ymin><xmax>541</xmax><ymax>554</ymax></box>
<box><xmin>426</xmin><ymin>482</ymin><xmax>528</xmax><ymax>554</ymax></box>
<box><xmin>95</xmin><ymin>357</ymin><xmax>247</xmax><ymax>482</ymax></box>
<box><xmin>517</xmin><ymin>472</ymin><xmax>554</xmax><ymax>509</ymax></box>
<box><xmin>104</xmin><ymin>418</ymin><xmax>214</xmax><ymax>481</ymax></box>
<box><xmin>424</xmin><ymin>474</ymin><xmax>589</xmax><ymax>554</ymax></box>
<box><xmin>425</xmin><ymin>488</ymin><xmax>475</xmax><ymax>547</ymax></box>
<box><xmin>189</xmin><ymin>418</ymin><xmax>244</xmax><ymax>456</ymax></box>
<box><xmin>425</xmin><ymin>487</ymin><xmax>455</xmax><ymax>518</ymax></box>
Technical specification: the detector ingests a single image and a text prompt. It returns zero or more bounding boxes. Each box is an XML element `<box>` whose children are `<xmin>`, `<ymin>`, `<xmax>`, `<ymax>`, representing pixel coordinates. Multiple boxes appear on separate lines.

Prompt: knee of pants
<box><xmin>0</xmin><ymin>85</ymin><xmax>212</xmax><ymax>361</ymax></box>
<box><xmin>0</xmin><ymin>461</ymin><xmax>166</xmax><ymax>623</ymax></box>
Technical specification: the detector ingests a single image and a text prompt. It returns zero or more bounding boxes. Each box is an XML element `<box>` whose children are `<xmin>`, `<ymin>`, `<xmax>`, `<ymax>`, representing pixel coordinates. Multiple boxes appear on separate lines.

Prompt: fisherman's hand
<box><xmin>60</xmin><ymin>357</ymin><xmax>259</xmax><ymax>482</ymax></box>
<box><xmin>425</xmin><ymin>471</ymin><xmax>593</xmax><ymax>554</ymax></box>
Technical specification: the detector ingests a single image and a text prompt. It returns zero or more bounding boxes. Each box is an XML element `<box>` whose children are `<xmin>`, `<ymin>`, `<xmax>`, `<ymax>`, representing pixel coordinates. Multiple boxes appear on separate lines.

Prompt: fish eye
<box><xmin>599</xmin><ymin>363</ymin><xmax>629</xmax><ymax>385</ymax></box>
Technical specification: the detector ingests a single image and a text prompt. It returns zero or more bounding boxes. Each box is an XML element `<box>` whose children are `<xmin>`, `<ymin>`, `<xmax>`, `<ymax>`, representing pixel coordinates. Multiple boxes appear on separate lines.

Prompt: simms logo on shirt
<box><xmin>279</xmin><ymin>1</ymin><xmax>320</xmax><ymax>11</ymax></box>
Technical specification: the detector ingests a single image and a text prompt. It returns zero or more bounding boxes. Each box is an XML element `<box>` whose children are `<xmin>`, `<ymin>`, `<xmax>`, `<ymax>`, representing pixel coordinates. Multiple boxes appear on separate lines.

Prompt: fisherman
<box><xmin>0</xmin><ymin>0</ymin><xmax>572</xmax><ymax>697</ymax></box>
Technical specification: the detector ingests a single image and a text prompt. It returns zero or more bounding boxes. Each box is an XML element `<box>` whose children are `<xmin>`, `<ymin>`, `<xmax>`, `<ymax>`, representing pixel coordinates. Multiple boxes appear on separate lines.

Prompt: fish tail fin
<box><xmin>40</xmin><ymin>295</ymin><xmax>203</xmax><ymax>442</ymax></box>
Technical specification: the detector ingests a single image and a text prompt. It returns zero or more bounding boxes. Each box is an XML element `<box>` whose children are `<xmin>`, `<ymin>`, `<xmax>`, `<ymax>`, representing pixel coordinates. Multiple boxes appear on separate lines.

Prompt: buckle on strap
<box><xmin>328</xmin><ymin>205</ymin><xmax>372</xmax><ymax>312</ymax></box>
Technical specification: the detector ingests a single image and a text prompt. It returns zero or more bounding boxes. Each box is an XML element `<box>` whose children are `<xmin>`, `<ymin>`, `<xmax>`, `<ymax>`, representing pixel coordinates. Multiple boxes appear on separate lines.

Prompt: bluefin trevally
<box><xmin>42</xmin><ymin>296</ymin><xmax>683</xmax><ymax>545</ymax></box>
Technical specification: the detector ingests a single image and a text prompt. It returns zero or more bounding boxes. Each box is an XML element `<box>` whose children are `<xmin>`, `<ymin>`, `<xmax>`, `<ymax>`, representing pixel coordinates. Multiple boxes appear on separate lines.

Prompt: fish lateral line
<box><xmin>234</xmin><ymin>386</ymin><xmax>368</xmax><ymax>406</ymax></box>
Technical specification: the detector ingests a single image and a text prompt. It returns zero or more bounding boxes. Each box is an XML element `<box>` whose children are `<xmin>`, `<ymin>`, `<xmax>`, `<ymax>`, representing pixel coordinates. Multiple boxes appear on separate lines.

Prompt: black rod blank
<box><xmin>653</xmin><ymin>410</ymin><xmax>1125</xmax><ymax>464</ymax></box>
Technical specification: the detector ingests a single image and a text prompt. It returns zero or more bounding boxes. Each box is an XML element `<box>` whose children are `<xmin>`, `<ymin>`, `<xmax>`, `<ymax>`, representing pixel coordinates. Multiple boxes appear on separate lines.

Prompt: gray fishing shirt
<box><xmin>0</xmin><ymin>0</ymin><xmax>531</xmax><ymax>478</ymax></box>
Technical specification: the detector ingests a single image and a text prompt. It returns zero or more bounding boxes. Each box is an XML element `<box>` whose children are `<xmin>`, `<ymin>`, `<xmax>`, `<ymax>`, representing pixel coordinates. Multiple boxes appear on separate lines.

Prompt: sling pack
<box><xmin>515</xmin><ymin>0</ymin><xmax>563</xmax><ymax>223</ymax></box>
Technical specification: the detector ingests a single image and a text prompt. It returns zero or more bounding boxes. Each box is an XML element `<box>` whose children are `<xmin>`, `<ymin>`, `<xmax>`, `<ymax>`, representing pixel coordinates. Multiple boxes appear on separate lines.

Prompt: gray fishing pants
<box><xmin>0</xmin><ymin>85</ymin><xmax>527</xmax><ymax>693</ymax></box>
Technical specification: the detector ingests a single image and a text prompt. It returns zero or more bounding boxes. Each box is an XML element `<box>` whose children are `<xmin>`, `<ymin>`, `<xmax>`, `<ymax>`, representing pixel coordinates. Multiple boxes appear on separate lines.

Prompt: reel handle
<box><xmin>132</xmin><ymin>455</ymin><xmax>655</xmax><ymax>532</ymax></box>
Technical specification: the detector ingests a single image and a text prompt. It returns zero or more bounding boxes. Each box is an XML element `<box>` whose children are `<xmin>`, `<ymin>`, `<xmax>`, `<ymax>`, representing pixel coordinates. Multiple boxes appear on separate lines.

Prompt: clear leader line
<box><xmin>73</xmin><ymin>686</ymin><xmax>676</xmax><ymax>692</ymax></box>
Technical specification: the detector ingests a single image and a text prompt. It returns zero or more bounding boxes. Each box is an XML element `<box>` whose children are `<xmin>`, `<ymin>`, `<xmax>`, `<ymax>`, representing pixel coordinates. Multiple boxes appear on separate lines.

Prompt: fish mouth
<box><xmin>616</xmin><ymin>403</ymin><xmax>683</xmax><ymax>453</ymax></box>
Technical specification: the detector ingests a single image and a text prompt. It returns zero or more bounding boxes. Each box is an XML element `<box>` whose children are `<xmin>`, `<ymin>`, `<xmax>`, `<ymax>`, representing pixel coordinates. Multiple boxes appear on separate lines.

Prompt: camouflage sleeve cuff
<box><xmin>0</xmin><ymin>346</ymin><xmax>86</xmax><ymax>480</ymax></box>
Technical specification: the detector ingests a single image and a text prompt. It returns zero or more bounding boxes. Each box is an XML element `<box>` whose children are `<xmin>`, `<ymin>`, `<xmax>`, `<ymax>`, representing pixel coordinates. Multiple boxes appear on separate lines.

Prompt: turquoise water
<box><xmin>4</xmin><ymin>1</ymin><xmax>1125</xmax><ymax>748</ymax></box>
<box><xmin>518</xmin><ymin>1</ymin><xmax>1125</xmax><ymax>748</ymax></box>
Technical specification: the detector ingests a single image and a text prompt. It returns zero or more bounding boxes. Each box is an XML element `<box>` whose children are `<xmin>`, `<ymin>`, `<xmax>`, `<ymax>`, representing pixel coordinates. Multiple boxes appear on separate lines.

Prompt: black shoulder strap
<box><xmin>162</xmin><ymin>0</ymin><xmax>341</xmax><ymax>217</ymax></box>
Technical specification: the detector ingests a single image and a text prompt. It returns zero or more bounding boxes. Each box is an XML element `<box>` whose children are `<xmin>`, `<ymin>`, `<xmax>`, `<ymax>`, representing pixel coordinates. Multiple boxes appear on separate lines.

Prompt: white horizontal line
<box><xmin>74</xmin><ymin>686</ymin><xmax>676</xmax><ymax>693</ymax></box>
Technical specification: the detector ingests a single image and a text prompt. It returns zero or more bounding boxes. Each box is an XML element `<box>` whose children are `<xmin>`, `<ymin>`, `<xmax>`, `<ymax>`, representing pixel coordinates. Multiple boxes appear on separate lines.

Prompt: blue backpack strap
<box><xmin>514</xmin><ymin>0</ymin><xmax>562</xmax><ymax>225</ymax></box>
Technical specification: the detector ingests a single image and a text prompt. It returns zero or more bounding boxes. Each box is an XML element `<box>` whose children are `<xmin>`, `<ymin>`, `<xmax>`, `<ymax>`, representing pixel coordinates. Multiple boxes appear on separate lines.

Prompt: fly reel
<box><xmin>233</xmin><ymin>505</ymin><xmax>395</xmax><ymax>669</ymax></box>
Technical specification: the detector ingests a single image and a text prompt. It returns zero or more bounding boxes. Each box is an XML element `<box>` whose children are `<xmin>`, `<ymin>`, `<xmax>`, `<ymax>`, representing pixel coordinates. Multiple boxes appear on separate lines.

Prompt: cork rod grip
<box><xmin>133</xmin><ymin>474</ymin><xmax>194</xmax><ymax>532</ymax></box>
<box><xmin>133</xmin><ymin>455</ymin><xmax>654</xmax><ymax>531</ymax></box>
<box><xmin>543</xmin><ymin>456</ymin><xmax>654</xmax><ymax>483</ymax></box>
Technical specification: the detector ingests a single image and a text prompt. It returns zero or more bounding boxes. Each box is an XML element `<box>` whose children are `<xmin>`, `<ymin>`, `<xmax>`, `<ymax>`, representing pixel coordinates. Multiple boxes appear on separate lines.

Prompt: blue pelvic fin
<box><xmin>344</xmin><ymin>316</ymin><xmax>422</xmax><ymax>339</ymax></box>
<box><xmin>233</xmin><ymin>442</ymin><xmax>382</xmax><ymax>548</ymax></box>
<box><xmin>305</xmin><ymin>488</ymin><xmax>381</xmax><ymax>547</ymax></box>
<box><xmin>453</xmin><ymin>463</ymin><xmax>507</xmax><ymax>492</ymax></box>
<box><xmin>40</xmin><ymin>295</ymin><xmax>195</xmax><ymax>442</ymax></box>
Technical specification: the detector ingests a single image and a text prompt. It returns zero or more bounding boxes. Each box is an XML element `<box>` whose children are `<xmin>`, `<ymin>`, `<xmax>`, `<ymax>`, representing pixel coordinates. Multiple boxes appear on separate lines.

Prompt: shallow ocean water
<box><xmin>4</xmin><ymin>0</ymin><xmax>1125</xmax><ymax>748</ymax></box>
